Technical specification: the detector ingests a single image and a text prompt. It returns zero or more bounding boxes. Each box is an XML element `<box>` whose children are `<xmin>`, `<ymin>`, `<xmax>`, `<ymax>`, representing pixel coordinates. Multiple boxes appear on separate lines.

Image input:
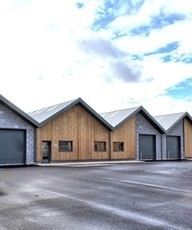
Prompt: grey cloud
<box><xmin>78</xmin><ymin>37</ymin><xmax>125</xmax><ymax>58</ymax></box>
<box><xmin>78</xmin><ymin>36</ymin><xmax>142</xmax><ymax>83</ymax></box>
<box><xmin>111</xmin><ymin>59</ymin><xmax>142</xmax><ymax>82</ymax></box>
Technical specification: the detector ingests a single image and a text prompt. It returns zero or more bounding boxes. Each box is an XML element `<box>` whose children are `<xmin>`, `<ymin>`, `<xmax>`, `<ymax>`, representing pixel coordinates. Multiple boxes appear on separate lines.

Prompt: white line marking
<box><xmin>26</xmin><ymin>185</ymin><xmax>190</xmax><ymax>230</ymax></box>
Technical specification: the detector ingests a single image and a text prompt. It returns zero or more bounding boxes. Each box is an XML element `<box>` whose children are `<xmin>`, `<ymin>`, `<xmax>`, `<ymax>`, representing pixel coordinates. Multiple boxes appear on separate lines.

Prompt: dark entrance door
<box><xmin>0</xmin><ymin>129</ymin><xmax>25</xmax><ymax>164</ymax></box>
<box><xmin>166</xmin><ymin>136</ymin><xmax>181</xmax><ymax>160</ymax></box>
<box><xmin>139</xmin><ymin>134</ymin><xmax>156</xmax><ymax>160</ymax></box>
<box><xmin>42</xmin><ymin>141</ymin><xmax>51</xmax><ymax>163</ymax></box>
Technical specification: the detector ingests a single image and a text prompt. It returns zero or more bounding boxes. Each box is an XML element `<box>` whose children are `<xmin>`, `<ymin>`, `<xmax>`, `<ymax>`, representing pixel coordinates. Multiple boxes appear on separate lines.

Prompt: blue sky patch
<box><xmin>145</xmin><ymin>41</ymin><xmax>180</xmax><ymax>56</ymax></box>
<box><xmin>130</xmin><ymin>13</ymin><xmax>185</xmax><ymax>36</ymax></box>
<box><xmin>165</xmin><ymin>78</ymin><xmax>192</xmax><ymax>99</ymax></box>
<box><xmin>92</xmin><ymin>2</ymin><xmax>116</xmax><ymax>30</ymax></box>
<box><xmin>161</xmin><ymin>55</ymin><xmax>173</xmax><ymax>62</ymax></box>
<box><xmin>131</xmin><ymin>26</ymin><xmax>151</xmax><ymax>36</ymax></box>
<box><xmin>162</xmin><ymin>54</ymin><xmax>192</xmax><ymax>64</ymax></box>
<box><xmin>151</xmin><ymin>12</ymin><xmax>185</xmax><ymax>29</ymax></box>
<box><xmin>93</xmin><ymin>0</ymin><xmax>144</xmax><ymax>30</ymax></box>
<box><xmin>76</xmin><ymin>2</ymin><xmax>84</xmax><ymax>9</ymax></box>
<box><xmin>131</xmin><ymin>54</ymin><xmax>143</xmax><ymax>61</ymax></box>
<box><xmin>181</xmin><ymin>57</ymin><xmax>192</xmax><ymax>64</ymax></box>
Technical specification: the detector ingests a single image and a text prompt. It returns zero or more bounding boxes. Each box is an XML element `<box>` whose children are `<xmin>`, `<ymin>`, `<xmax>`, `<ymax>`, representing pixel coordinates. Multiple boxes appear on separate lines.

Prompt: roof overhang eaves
<box><xmin>183</xmin><ymin>112</ymin><xmax>192</xmax><ymax>124</ymax></box>
<box><xmin>139</xmin><ymin>107</ymin><xmax>166</xmax><ymax>133</ymax></box>
<box><xmin>112</xmin><ymin>106</ymin><xmax>166</xmax><ymax>133</ymax></box>
<box><xmin>38</xmin><ymin>99</ymin><xmax>79</xmax><ymax>127</ymax></box>
<box><xmin>112</xmin><ymin>107</ymin><xmax>141</xmax><ymax>129</ymax></box>
<box><xmin>0</xmin><ymin>95</ymin><xmax>39</xmax><ymax>127</ymax></box>
<box><xmin>166</xmin><ymin>112</ymin><xmax>192</xmax><ymax>133</ymax></box>
<box><xmin>38</xmin><ymin>98</ymin><xmax>113</xmax><ymax>130</ymax></box>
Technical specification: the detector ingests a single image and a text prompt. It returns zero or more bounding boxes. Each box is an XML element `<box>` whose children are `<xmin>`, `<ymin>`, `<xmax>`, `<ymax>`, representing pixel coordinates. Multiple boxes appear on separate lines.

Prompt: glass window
<box><xmin>113</xmin><ymin>142</ymin><xmax>124</xmax><ymax>152</ymax></box>
<box><xmin>59</xmin><ymin>141</ymin><xmax>73</xmax><ymax>152</ymax></box>
<box><xmin>94</xmin><ymin>141</ymin><xmax>106</xmax><ymax>152</ymax></box>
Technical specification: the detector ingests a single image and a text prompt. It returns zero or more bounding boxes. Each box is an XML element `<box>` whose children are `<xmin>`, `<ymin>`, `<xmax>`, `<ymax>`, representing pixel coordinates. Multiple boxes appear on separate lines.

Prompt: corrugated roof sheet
<box><xmin>101</xmin><ymin>107</ymin><xmax>140</xmax><ymax>127</ymax></box>
<box><xmin>154</xmin><ymin>112</ymin><xmax>186</xmax><ymax>131</ymax></box>
<box><xmin>28</xmin><ymin>99</ymin><xmax>76</xmax><ymax>123</ymax></box>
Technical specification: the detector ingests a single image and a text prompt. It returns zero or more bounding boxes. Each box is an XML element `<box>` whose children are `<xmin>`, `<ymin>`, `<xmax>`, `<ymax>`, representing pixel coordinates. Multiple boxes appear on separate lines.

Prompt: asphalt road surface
<box><xmin>0</xmin><ymin>161</ymin><xmax>192</xmax><ymax>230</ymax></box>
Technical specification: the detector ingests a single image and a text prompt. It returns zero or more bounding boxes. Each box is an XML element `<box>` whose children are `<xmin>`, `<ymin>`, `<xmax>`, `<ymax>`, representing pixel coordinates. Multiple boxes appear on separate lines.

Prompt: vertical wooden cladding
<box><xmin>111</xmin><ymin>116</ymin><xmax>136</xmax><ymax>159</ymax></box>
<box><xmin>78</xmin><ymin>106</ymin><xmax>109</xmax><ymax>160</ymax></box>
<box><xmin>36</xmin><ymin>105</ymin><xmax>110</xmax><ymax>162</ymax></box>
<box><xmin>184</xmin><ymin>118</ymin><xmax>192</xmax><ymax>158</ymax></box>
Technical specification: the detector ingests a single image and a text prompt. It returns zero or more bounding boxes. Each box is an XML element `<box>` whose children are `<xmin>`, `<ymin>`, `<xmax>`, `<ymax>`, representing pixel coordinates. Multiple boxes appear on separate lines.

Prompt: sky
<box><xmin>0</xmin><ymin>0</ymin><xmax>192</xmax><ymax>116</ymax></box>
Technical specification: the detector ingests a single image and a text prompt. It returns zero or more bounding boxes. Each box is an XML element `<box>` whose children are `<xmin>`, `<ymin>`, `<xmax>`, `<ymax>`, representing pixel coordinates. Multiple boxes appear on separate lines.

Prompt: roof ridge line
<box><xmin>101</xmin><ymin>106</ymin><xmax>141</xmax><ymax>114</ymax></box>
<box><xmin>29</xmin><ymin>98</ymin><xmax>78</xmax><ymax>114</ymax></box>
<box><xmin>154</xmin><ymin>111</ymin><xmax>186</xmax><ymax>117</ymax></box>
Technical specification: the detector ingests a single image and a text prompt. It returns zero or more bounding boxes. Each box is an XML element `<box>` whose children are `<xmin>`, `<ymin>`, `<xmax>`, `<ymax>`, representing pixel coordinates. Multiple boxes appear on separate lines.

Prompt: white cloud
<box><xmin>160</xmin><ymin>0</ymin><xmax>192</xmax><ymax>15</ymax></box>
<box><xmin>0</xmin><ymin>0</ymin><xmax>191</xmax><ymax>117</ymax></box>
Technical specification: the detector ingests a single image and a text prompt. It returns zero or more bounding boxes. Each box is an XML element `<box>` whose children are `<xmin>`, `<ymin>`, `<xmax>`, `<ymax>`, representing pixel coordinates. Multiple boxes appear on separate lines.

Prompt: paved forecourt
<box><xmin>0</xmin><ymin>161</ymin><xmax>192</xmax><ymax>229</ymax></box>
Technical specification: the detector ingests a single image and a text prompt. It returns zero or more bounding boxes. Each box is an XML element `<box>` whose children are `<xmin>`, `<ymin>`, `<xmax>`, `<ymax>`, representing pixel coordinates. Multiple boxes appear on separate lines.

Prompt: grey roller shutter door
<box><xmin>139</xmin><ymin>135</ymin><xmax>156</xmax><ymax>160</ymax></box>
<box><xmin>0</xmin><ymin>129</ymin><xmax>26</xmax><ymax>164</ymax></box>
<box><xmin>166</xmin><ymin>136</ymin><xmax>181</xmax><ymax>160</ymax></box>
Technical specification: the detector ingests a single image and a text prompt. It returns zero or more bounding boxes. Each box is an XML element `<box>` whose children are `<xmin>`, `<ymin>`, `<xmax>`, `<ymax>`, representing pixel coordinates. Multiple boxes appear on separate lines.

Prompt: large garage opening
<box><xmin>0</xmin><ymin>129</ymin><xmax>26</xmax><ymax>165</ymax></box>
<box><xmin>166</xmin><ymin>136</ymin><xmax>181</xmax><ymax>160</ymax></box>
<box><xmin>139</xmin><ymin>134</ymin><xmax>156</xmax><ymax>161</ymax></box>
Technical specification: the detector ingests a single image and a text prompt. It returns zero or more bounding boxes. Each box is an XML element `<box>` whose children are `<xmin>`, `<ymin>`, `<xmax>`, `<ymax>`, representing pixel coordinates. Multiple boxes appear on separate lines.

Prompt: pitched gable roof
<box><xmin>101</xmin><ymin>107</ymin><xmax>140</xmax><ymax>128</ymax></box>
<box><xmin>101</xmin><ymin>106</ymin><xmax>165</xmax><ymax>133</ymax></box>
<box><xmin>154</xmin><ymin>112</ymin><xmax>192</xmax><ymax>132</ymax></box>
<box><xmin>29</xmin><ymin>98</ymin><xmax>113</xmax><ymax>130</ymax></box>
<box><xmin>0</xmin><ymin>94</ymin><xmax>39</xmax><ymax>127</ymax></box>
<box><xmin>29</xmin><ymin>99</ymin><xmax>76</xmax><ymax>124</ymax></box>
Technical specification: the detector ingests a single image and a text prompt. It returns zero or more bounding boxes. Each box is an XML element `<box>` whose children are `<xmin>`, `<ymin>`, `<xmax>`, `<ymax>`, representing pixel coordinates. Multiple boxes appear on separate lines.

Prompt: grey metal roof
<box><xmin>154</xmin><ymin>112</ymin><xmax>192</xmax><ymax>132</ymax></box>
<box><xmin>29</xmin><ymin>98</ymin><xmax>113</xmax><ymax>130</ymax></box>
<box><xmin>0</xmin><ymin>94</ymin><xmax>39</xmax><ymax>127</ymax></box>
<box><xmin>101</xmin><ymin>106</ymin><xmax>165</xmax><ymax>133</ymax></box>
<box><xmin>101</xmin><ymin>107</ymin><xmax>140</xmax><ymax>127</ymax></box>
<box><xmin>29</xmin><ymin>99</ymin><xmax>76</xmax><ymax>123</ymax></box>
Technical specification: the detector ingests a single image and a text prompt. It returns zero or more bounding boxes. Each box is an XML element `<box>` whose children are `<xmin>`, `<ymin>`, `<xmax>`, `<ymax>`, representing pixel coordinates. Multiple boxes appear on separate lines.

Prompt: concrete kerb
<box><xmin>36</xmin><ymin>160</ymin><xmax>144</xmax><ymax>167</ymax></box>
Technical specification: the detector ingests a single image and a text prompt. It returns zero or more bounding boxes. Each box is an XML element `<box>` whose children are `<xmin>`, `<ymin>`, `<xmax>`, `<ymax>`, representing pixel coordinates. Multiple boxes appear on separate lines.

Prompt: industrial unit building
<box><xmin>29</xmin><ymin>98</ymin><xmax>113</xmax><ymax>163</ymax></box>
<box><xmin>30</xmin><ymin>98</ymin><xmax>166</xmax><ymax>163</ymax></box>
<box><xmin>0</xmin><ymin>95</ymin><xmax>38</xmax><ymax>165</ymax></box>
<box><xmin>1</xmin><ymin>94</ymin><xmax>192</xmax><ymax>164</ymax></box>
<box><xmin>101</xmin><ymin>106</ymin><xmax>165</xmax><ymax>161</ymax></box>
<box><xmin>154</xmin><ymin>112</ymin><xmax>192</xmax><ymax>160</ymax></box>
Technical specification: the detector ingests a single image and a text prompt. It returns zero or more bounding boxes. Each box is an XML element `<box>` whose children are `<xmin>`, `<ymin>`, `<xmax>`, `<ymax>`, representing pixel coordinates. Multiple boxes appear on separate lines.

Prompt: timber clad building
<box><xmin>29</xmin><ymin>98</ymin><xmax>113</xmax><ymax>163</ymax></box>
<box><xmin>0</xmin><ymin>94</ymin><xmax>192</xmax><ymax>165</ymax></box>
<box><xmin>101</xmin><ymin>106</ymin><xmax>165</xmax><ymax>161</ymax></box>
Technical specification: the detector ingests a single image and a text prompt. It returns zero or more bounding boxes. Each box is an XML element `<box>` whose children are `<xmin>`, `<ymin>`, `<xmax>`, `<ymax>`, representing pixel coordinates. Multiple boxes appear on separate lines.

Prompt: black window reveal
<box><xmin>94</xmin><ymin>141</ymin><xmax>106</xmax><ymax>152</ymax></box>
<box><xmin>59</xmin><ymin>141</ymin><xmax>73</xmax><ymax>152</ymax></box>
<box><xmin>113</xmin><ymin>142</ymin><xmax>124</xmax><ymax>152</ymax></box>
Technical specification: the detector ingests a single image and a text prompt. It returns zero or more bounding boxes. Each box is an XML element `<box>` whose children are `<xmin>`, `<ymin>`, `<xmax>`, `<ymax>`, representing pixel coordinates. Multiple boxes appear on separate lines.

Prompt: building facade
<box><xmin>0</xmin><ymin>95</ymin><xmax>38</xmax><ymax>165</ymax></box>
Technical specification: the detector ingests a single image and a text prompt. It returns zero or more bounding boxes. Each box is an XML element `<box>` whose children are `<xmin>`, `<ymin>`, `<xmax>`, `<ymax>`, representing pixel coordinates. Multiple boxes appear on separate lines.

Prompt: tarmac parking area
<box><xmin>0</xmin><ymin>161</ymin><xmax>192</xmax><ymax>230</ymax></box>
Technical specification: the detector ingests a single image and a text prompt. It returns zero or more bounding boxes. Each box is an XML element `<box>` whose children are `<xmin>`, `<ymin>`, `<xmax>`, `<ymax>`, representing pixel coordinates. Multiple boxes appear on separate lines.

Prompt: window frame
<box><xmin>58</xmin><ymin>141</ymin><xmax>73</xmax><ymax>152</ymax></box>
<box><xmin>94</xmin><ymin>141</ymin><xmax>107</xmax><ymax>152</ymax></box>
<box><xmin>113</xmin><ymin>142</ymin><xmax>124</xmax><ymax>152</ymax></box>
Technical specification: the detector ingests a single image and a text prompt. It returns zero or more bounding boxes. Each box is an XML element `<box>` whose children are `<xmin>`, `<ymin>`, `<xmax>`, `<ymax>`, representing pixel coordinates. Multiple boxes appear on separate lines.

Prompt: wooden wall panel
<box><xmin>110</xmin><ymin>116</ymin><xmax>136</xmax><ymax>160</ymax></box>
<box><xmin>36</xmin><ymin>105</ymin><xmax>110</xmax><ymax>162</ymax></box>
<box><xmin>78</xmin><ymin>106</ymin><xmax>109</xmax><ymax>160</ymax></box>
<box><xmin>184</xmin><ymin>119</ymin><xmax>192</xmax><ymax>158</ymax></box>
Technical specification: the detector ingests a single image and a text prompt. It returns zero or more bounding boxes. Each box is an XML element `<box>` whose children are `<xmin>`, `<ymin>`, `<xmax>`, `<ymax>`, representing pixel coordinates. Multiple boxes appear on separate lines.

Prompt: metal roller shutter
<box><xmin>0</xmin><ymin>129</ymin><xmax>26</xmax><ymax>164</ymax></box>
<box><xmin>166</xmin><ymin>136</ymin><xmax>181</xmax><ymax>160</ymax></box>
<box><xmin>139</xmin><ymin>134</ymin><xmax>156</xmax><ymax>160</ymax></box>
